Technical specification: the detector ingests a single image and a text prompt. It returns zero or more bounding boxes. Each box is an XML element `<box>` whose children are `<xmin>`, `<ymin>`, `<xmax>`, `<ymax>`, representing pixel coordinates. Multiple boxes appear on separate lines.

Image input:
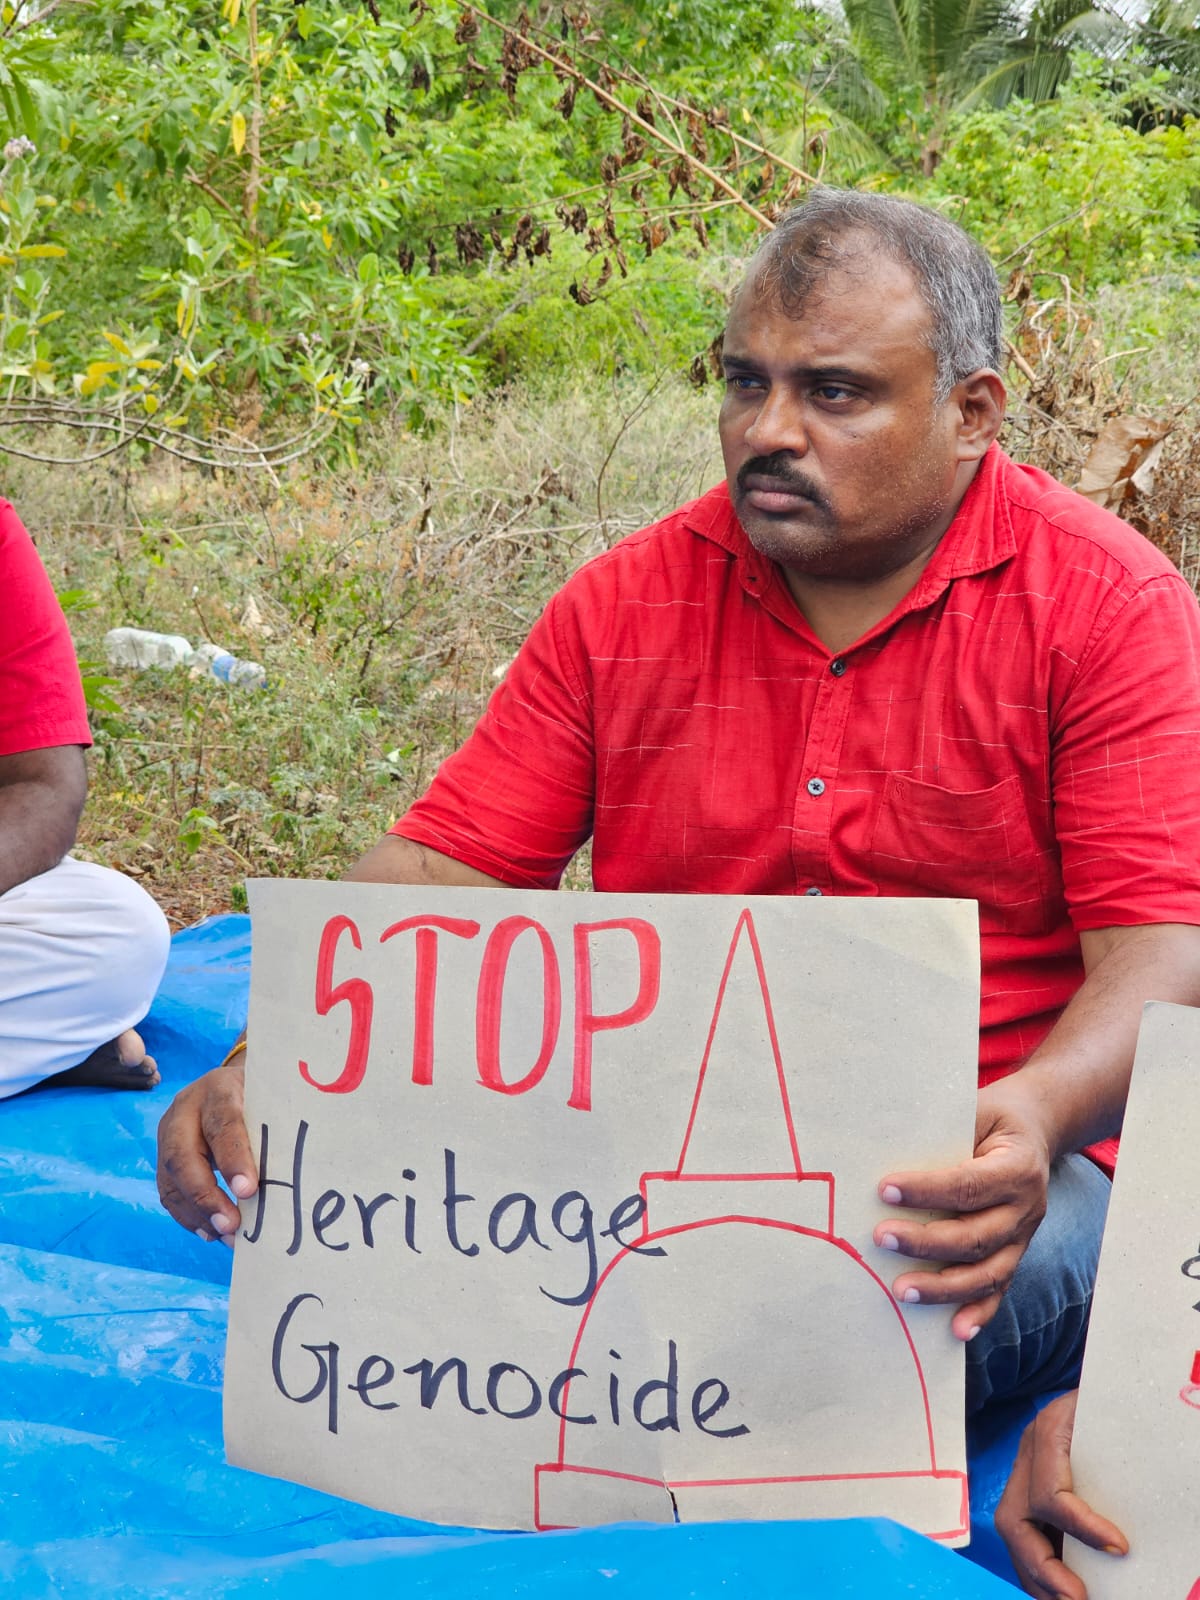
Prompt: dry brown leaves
<box><xmin>1002</xmin><ymin>276</ymin><xmax>1199</xmax><ymax>573</ymax></box>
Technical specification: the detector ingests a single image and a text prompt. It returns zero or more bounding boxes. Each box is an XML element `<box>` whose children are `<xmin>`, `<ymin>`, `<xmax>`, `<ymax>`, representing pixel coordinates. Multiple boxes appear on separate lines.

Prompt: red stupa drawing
<box><xmin>534</xmin><ymin>908</ymin><xmax>969</xmax><ymax>1539</ymax></box>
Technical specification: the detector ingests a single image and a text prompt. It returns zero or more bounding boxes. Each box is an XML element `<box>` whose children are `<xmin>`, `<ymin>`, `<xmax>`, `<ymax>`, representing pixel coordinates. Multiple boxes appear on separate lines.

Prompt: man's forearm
<box><xmin>342</xmin><ymin>831</ymin><xmax>510</xmax><ymax>888</ymax></box>
<box><xmin>1007</xmin><ymin>922</ymin><xmax>1200</xmax><ymax>1160</ymax></box>
<box><xmin>0</xmin><ymin>788</ymin><xmax>77</xmax><ymax>895</ymax></box>
<box><xmin>0</xmin><ymin>746</ymin><xmax>87</xmax><ymax>898</ymax></box>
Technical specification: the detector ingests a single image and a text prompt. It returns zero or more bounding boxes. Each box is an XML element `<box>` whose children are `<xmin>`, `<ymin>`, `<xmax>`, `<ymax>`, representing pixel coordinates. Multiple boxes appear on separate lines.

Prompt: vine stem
<box><xmin>243</xmin><ymin>0</ymin><xmax>263</xmax><ymax>321</ymax></box>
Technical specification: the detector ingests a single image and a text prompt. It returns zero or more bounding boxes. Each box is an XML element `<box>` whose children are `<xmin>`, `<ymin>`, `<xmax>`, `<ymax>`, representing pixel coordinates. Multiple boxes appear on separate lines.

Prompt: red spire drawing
<box><xmin>534</xmin><ymin>908</ymin><xmax>969</xmax><ymax>1539</ymax></box>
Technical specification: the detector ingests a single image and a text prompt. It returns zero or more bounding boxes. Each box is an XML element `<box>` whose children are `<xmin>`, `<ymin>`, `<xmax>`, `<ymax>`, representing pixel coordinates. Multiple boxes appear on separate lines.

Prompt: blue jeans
<box><xmin>966</xmin><ymin>1152</ymin><xmax>1111</xmax><ymax>1416</ymax></box>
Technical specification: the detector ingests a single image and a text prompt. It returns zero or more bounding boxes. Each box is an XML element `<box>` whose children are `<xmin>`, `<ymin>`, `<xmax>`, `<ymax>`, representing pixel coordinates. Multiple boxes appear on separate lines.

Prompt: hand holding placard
<box><xmin>996</xmin><ymin>1390</ymin><xmax>1129</xmax><ymax>1599</ymax></box>
<box><xmin>873</xmin><ymin>1073</ymin><xmax>1054</xmax><ymax>1341</ymax></box>
<box><xmin>222</xmin><ymin>882</ymin><xmax>980</xmax><ymax>1534</ymax></box>
<box><xmin>1056</xmin><ymin>1003</ymin><xmax>1200</xmax><ymax>1598</ymax></box>
<box><xmin>157</xmin><ymin>1043</ymin><xmax>257</xmax><ymax>1242</ymax></box>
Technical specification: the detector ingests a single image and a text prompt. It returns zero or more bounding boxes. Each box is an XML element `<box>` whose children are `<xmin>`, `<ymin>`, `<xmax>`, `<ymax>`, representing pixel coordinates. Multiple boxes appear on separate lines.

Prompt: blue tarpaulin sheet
<box><xmin>0</xmin><ymin>916</ymin><xmax>1029</xmax><ymax>1597</ymax></box>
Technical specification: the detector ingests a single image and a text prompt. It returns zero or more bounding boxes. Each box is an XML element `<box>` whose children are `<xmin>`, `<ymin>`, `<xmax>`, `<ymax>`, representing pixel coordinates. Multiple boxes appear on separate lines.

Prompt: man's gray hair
<box><xmin>750</xmin><ymin>188</ymin><xmax>1002</xmax><ymax>401</ymax></box>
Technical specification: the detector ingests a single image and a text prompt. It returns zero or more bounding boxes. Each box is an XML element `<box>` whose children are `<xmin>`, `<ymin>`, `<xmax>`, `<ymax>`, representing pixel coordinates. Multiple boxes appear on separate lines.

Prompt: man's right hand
<box><xmin>156</xmin><ymin>1043</ymin><xmax>258</xmax><ymax>1246</ymax></box>
<box><xmin>995</xmin><ymin>1390</ymin><xmax>1129</xmax><ymax>1599</ymax></box>
<box><xmin>156</xmin><ymin>837</ymin><xmax>508</xmax><ymax>1243</ymax></box>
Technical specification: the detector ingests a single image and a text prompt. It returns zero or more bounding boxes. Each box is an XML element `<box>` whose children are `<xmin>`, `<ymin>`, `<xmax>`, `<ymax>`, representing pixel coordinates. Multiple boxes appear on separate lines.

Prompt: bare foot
<box><xmin>43</xmin><ymin>1028</ymin><xmax>161</xmax><ymax>1091</ymax></box>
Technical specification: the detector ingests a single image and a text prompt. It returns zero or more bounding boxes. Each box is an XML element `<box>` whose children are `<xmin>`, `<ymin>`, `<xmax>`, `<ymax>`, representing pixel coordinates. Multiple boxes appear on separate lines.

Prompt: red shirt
<box><xmin>397</xmin><ymin>446</ymin><xmax>1200</xmax><ymax>1160</ymax></box>
<box><xmin>0</xmin><ymin>500</ymin><xmax>91</xmax><ymax>757</ymax></box>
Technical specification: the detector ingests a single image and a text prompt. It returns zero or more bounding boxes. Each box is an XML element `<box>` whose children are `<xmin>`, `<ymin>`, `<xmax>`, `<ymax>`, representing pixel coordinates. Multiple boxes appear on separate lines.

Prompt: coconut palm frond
<box><xmin>842</xmin><ymin>0</ymin><xmax>922</xmax><ymax>86</ymax></box>
<box><xmin>821</xmin><ymin>50</ymin><xmax>894</xmax><ymax>124</ymax></box>
<box><xmin>953</xmin><ymin>42</ymin><xmax>1073</xmax><ymax>107</ymax></box>
<box><xmin>1138</xmin><ymin>17</ymin><xmax>1200</xmax><ymax>82</ymax></box>
<box><xmin>1143</xmin><ymin>0</ymin><xmax>1200</xmax><ymax>29</ymax></box>
<box><xmin>803</xmin><ymin>105</ymin><xmax>900</xmax><ymax>176</ymax></box>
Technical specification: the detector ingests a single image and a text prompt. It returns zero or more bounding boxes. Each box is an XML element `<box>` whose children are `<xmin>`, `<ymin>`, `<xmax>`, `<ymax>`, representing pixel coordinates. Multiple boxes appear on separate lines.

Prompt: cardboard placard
<box><xmin>224</xmin><ymin>882</ymin><xmax>980</xmax><ymax>1538</ymax></box>
<box><xmin>1067</xmin><ymin>1002</ymin><xmax>1200</xmax><ymax>1596</ymax></box>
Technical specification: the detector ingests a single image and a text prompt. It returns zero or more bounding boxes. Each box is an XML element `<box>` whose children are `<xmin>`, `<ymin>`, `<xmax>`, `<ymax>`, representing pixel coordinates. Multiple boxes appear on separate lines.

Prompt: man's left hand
<box><xmin>873</xmin><ymin>1073</ymin><xmax>1051</xmax><ymax>1340</ymax></box>
<box><xmin>996</xmin><ymin>1390</ymin><xmax>1129</xmax><ymax>1599</ymax></box>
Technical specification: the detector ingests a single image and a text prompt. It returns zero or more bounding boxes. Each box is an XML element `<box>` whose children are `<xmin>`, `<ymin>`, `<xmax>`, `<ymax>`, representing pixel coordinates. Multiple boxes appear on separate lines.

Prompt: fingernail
<box><xmin>231</xmin><ymin>1175</ymin><xmax>253</xmax><ymax>1198</ymax></box>
<box><xmin>1103</xmin><ymin>1545</ymin><xmax>1126</xmax><ymax>1557</ymax></box>
<box><xmin>880</xmin><ymin>1184</ymin><xmax>902</xmax><ymax>1205</ymax></box>
<box><xmin>965</xmin><ymin>1325</ymin><xmax>982</xmax><ymax>1341</ymax></box>
<box><xmin>210</xmin><ymin>1212</ymin><xmax>233</xmax><ymax>1235</ymax></box>
<box><xmin>878</xmin><ymin>1232</ymin><xmax>900</xmax><ymax>1252</ymax></box>
<box><xmin>901</xmin><ymin>1287</ymin><xmax>921</xmax><ymax>1303</ymax></box>
<box><xmin>194</xmin><ymin>1227</ymin><xmax>213</xmax><ymax>1242</ymax></box>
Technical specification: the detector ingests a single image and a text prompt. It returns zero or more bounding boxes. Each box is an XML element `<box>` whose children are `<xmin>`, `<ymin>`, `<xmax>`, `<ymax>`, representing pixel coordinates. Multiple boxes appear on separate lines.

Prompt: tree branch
<box><xmin>464</xmin><ymin>4</ymin><xmax>780</xmax><ymax>230</ymax></box>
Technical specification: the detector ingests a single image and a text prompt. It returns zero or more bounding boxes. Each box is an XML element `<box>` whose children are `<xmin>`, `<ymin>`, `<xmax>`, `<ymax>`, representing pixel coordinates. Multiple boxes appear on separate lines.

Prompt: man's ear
<box><xmin>954</xmin><ymin>369</ymin><xmax>1007</xmax><ymax>462</ymax></box>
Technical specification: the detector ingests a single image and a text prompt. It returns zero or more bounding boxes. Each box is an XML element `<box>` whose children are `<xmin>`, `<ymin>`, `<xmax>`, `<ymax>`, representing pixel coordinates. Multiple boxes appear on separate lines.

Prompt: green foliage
<box><xmin>39</xmin><ymin>0</ymin><xmax>472</xmax><ymax>423</ymax></box>
<box><xmin>0</xmin><ymin>0</ymin><xmax>1198</xmax><ymax>443</ymax></box>
<box><xmin>927</xmin><ymin>63</ymin><xmax>1200</xmax><ymax>284</ymax></box>
<box><xmin>57</xmin><ymin>585</ymin><xmax>125</xmax><ymax>737</ymax></box>
<box><xmin>823</xmin><ymin>0</ymin><xmax>1132</xmax><ymax>175</ymax></box>
<box><xmin>0</xmin><ymin>2</ymin><xmax>67</xmax><ymax>139</ymax></box>
<box><xmin>6</xmin><ymin>0</ymin><xmax>843</xmax><ymax>431</ymax></box>
<box><xmin>6</xmin><ymin>374</ymin><xmax>720</xmax><ymax>909</ymax></box>
<box><xmin>177</xmin><ymin>805</ymin><xmax>221</xmax><ymax>858</ymax></box>
<box><xmin>593</xmin><ymin>0</ymin><xmax>838</xmax><ymax>117</ymax></box>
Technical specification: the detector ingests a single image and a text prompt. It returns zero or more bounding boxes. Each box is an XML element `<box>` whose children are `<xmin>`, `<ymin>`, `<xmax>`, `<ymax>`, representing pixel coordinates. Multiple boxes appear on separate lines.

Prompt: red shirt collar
<box><xmin>684</xmin><ymin>443</ymin><xmax>1017</xmax><ymax>626</ymax></box>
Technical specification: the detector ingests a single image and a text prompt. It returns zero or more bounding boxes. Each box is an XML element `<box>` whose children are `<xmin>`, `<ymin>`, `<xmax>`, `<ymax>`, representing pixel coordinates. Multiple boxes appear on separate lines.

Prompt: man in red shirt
<box><xmin>158</xmin><ymin>191</ymin><xmax>1200</xmax><ymax>1431</ymax></box>
<box><xmin>0</xmin><ymin>501</ymin><xmax>170</xmax><ymax>1095</ymax></box>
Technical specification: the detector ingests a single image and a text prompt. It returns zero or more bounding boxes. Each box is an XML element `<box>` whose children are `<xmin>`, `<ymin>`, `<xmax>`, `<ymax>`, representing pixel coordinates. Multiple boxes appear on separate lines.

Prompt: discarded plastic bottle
<box><xmin>187</xmin><ymin>640</ymin><xmax>268</xmax><ymax>690</ymax></box>
<box><xmin>104</xmin><ymin>627</ymin><xmax>194</xmax><ymax>669</ymax></box>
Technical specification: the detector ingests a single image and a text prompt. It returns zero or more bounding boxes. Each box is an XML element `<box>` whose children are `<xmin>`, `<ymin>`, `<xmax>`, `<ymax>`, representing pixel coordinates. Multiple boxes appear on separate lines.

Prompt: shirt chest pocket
<box><xmin>867</xmin><ymin>772</ymin><xmax>1050</xmax><ymax>935</ymax></box>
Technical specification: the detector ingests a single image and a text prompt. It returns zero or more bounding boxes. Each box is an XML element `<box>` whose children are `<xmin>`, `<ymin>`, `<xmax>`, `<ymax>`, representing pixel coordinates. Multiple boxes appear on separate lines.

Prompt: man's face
<box><xmin>719</xmin><ymin>249</ymin><xmax>969</xmax><ymax>585</ymax></box>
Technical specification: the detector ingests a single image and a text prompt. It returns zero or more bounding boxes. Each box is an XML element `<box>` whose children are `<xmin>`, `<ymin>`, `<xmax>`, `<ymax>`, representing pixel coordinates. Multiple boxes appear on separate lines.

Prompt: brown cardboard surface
<box><xmin>1067</xmin><ymin>1002</ymin><xmax>1200</xmax><ymax>1597</ymax></box>
<box><xmin>224</xmin><ymin>882</ymin><xmax>979</xmax><ymax>1536</ymax></box>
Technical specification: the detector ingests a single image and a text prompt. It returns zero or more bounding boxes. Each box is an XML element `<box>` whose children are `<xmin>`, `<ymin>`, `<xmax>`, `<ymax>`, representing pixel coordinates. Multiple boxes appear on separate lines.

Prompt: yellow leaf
<box><xmin>321</xmin><ymin>226</ymin><xmax>333</xmax><ymax>251</ymax></box>
<box><xmin>142</xmin><ymin>392</ymin><xmax>159</xmax><ymax>415</ymax></box>
<box><xmin>16</xmin><ymin>244</ymin><xmax>67</xmax><ymax>259</ymax></box>
<box><xmin>101</xmin><ymin>330</ymin><xmax>131</xmax><ymax>356</ymax></box>
<box><xmin>114</xmin><ymin>180</ymin><xmax>127</xmax><ymax>204</ymax></box>
<box><xmin>28</xmin><ymin>358</ymin><xmax>52</xmax><ymax>374</ymax></box>
<box><xmin>78</xmin><ymin>371</ymin><xmax>112</xmax><ymax>397</ymax></box>
<box><xmin>85</xmin><ymin>361</ymin><xmax>122</xmax><ymax>378</ymax></box>
<box><xmin>223</xmin><ymin>0</ymin><xmax>242</xmax><ymax>25</ymax></box>
<box><xmin>231</xmin><ymin>111</ymin><xmax>247</xmax><ymax>157</ymax></box>
<box><xmin>165</xmin><ymin>414</ymin><xmax>189</xmax><ymax>428</ymax></box>
<box><xmin>135</xmin><ymin>358</ymin><xmax>164</xmax><ymax>371</ymax></box>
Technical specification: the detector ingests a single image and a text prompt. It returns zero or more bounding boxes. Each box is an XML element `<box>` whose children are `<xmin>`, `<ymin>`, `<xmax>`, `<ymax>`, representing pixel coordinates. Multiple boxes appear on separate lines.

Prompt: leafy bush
<box><xmin>3</xmin><ymin>0</ymin><xmax>840</xmax><ymax>436</ymax></box>
<box><xmin>927</xmin><ymin>63</ymin><xmax>1200</xmax><ymax>286</ymax></box>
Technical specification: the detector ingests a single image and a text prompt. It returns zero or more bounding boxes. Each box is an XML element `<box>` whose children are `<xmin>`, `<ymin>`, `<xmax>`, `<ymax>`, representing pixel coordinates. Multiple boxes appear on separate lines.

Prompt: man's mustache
<box><xmin>736</xmin><ymin>454</ymin><xmax>831</xmax><ymax>514</ymax></box>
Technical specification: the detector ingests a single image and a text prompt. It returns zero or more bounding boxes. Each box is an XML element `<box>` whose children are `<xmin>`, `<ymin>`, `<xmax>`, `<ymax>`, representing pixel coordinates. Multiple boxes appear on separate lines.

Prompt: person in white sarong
<box><xmin>0</xmin><ymin>501</ymin><xmax>169</xmax><ymax>1097</ymax></box>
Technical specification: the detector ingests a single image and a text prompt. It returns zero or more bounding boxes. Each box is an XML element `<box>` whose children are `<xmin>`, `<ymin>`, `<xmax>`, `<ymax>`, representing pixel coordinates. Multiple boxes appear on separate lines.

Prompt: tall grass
<box><xmin>8</xmin><ymin>284</ymin><xmax>1199</xmax><ymax>926</ymax></box>
<box><xmin>10</xmin><ymin>377</ymin><xmax>722</xmax><ymax>923</ymax></box>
